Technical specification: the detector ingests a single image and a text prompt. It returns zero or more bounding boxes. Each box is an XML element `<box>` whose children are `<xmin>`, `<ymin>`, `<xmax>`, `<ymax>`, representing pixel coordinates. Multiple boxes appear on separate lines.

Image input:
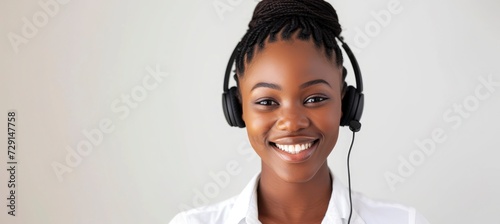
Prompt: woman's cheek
<box><xmin>245</xmin><ymin>110</ymin><xmax>274</xmax><ymax>150</ymax></box>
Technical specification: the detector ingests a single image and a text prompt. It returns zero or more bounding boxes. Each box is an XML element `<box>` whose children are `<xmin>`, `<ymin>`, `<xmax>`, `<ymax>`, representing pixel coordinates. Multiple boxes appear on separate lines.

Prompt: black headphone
<box><xmin>222</xmin><ymin>36</ymin><xmax>364</xmax><ymax>132</ymax></box>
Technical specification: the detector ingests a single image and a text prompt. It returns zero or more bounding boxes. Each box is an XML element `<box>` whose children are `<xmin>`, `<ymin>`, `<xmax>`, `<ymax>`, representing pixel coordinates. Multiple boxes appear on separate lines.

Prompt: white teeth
<box><xmin>275</xmin><ymin>142</ymin><xmax>314</xmax><ymax>154</ymax></box>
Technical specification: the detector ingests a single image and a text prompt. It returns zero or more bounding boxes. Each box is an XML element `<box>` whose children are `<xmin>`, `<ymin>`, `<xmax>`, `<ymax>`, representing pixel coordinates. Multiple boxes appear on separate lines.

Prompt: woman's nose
<box><xmin>276</xmin><ymin>104</ymin><xmax>310</xmax><ymax>132</ymax></box>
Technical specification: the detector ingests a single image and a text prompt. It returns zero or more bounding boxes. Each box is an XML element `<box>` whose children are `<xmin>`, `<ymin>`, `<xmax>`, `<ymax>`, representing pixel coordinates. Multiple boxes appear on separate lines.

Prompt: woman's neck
<box><xmin>257</xmin><ymin>163</ymin><xmax>332</xmax><ymax>224</ymax></box>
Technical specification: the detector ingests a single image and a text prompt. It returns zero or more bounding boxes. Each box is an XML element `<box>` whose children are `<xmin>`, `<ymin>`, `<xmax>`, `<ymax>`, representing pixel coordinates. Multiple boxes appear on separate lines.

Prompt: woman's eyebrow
<box><xmin>251</xmin><ymin>82</ymin><xmax>281</xmax><ymax>91</ymax></box>
<box><xmin>251</xmin><ymin>79</ymin><xmax>332</xmax><ymax>91</ymax></box>
<box><xmin>300</xmin><ymin>79</ymin><xmax>332</xmax><ymax>89</ymax></box>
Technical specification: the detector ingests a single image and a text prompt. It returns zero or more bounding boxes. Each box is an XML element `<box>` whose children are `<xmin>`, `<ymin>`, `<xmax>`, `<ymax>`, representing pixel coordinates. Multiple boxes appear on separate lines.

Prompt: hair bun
<box><xmin>249</xmin><ymin>0</ymin><xmax>341</xmax><ymax>36</ymax></box>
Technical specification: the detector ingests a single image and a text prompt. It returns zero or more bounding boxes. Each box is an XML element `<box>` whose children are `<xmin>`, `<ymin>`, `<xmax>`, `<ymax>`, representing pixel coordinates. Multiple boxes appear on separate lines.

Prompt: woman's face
<box><xmin>239</xmin><ymin>37</ymin><xmax>344</xmax><ymax>183</ymax></box>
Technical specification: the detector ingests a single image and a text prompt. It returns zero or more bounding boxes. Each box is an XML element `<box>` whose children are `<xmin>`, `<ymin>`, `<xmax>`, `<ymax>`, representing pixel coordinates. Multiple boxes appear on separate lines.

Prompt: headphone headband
<box><xmin>337</xmin><ymin>36</ymin><xmax>363</xmax><ymax>93</ymax></box>
<box><xmin>223</xmin><ymin>43</ymin><xmax>241</xmax><ymax>92</ymax></box>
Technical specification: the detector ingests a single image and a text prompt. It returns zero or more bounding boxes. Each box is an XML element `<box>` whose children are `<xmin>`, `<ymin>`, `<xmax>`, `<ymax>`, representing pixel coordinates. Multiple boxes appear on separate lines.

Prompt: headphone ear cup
<box><xmin>340</xmin><ymin>85</ymin><xmax>359</xmax><ymax>126</ymax></box>
<box><xmin>222</xmin><ymin>87</ymin><xmax>245</xmax><ymax>128</ymax></box>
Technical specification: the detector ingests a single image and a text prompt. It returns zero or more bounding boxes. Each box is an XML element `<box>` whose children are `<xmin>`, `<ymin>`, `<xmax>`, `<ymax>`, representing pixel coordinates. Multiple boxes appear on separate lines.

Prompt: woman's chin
<box><xmin>271</xmin><ymin>166</ymin><xmax>325</xmax><ymax>184</ymax></box>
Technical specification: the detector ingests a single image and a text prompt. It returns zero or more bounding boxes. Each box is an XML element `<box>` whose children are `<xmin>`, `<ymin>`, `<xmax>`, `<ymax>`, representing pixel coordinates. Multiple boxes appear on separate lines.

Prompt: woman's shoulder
<box><xmin>169</xmin><ymin>174</ymin><xmax>260</xmax><ymax>224</ymax></box>
<box><xmin>351</xmin><ymin>192</ymin><xmax>430</xmax><ymax>224</ymax></box>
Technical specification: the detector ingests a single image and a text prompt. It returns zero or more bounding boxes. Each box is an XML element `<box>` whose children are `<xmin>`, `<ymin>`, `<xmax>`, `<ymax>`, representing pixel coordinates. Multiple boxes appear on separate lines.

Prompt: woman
<box><xmin>170</xmin><ymin>0</ymin><xmax>429</xmax><ymax>223</ymax></box>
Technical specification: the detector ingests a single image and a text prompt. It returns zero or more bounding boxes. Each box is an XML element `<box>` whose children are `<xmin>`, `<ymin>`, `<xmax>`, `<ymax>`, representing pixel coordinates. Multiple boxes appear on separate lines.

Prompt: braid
<box><xmin>236</xmin><ymin>0</ymin><xmax>344</xmax><ymax>76</ymax></box>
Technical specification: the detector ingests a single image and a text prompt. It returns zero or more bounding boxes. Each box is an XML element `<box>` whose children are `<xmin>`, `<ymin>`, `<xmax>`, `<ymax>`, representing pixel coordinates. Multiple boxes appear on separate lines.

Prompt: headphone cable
<box><xmin>346</xmin><ymin>131</ymin><xmax>356</xmax><ymax>224</ymax></box>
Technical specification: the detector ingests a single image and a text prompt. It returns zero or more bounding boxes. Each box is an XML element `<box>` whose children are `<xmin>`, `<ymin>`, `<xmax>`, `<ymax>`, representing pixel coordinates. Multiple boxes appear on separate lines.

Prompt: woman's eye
<box><xmin>304</xmin><ymin>96</ymin><xmax>328</xmax><ymax>104</ymax></box>
<box><xmin>256</xmin><ymin>99</ymin><xmax>278</xmax><ymax>106</ymax></box>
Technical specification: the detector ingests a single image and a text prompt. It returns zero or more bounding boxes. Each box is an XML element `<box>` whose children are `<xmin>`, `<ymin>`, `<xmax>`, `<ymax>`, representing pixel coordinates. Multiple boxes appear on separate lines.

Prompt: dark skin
<box><xmin>239</xmin><ymin>33</ymin><xmax>345</xmax><ymax>223</ymax></box>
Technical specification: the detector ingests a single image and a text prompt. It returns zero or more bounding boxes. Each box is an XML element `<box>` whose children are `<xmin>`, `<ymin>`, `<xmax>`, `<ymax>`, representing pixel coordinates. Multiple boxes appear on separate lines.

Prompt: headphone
<box><xmin>222</xmin><ymin>36</ymin><xmax>364</xmax><ymax>132</ymax></box>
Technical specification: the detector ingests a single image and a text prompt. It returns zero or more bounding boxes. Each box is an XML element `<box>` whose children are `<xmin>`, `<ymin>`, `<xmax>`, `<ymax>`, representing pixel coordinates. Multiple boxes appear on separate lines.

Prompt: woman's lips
<box><xmin>274</xmin><ymin>141</ymin><xmax>314</xmax><ymax>154</ymax></box>
<box><xmin>269</xmin><ymin>139</ymin><xmax>319</xmax><ymax>163</ymax></box>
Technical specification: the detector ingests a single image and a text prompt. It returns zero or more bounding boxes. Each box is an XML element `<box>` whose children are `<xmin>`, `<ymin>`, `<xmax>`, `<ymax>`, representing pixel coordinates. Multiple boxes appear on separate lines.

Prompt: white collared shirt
<box><xmin>169</xmin><ymin>173</ymin><xmax>430</xmax><ymax>224</ymax></box>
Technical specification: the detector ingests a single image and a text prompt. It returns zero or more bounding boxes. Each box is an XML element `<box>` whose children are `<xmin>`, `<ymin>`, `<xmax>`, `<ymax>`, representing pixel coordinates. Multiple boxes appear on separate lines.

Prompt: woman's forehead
<box><xmin>242</xmin><ymin>38</ymin><xmax>341</xmax><ymax>81</ymax></box>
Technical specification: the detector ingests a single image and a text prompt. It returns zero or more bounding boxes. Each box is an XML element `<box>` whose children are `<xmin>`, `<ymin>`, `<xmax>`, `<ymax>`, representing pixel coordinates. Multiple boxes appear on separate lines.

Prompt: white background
<box><xmin>1</xmin><ymin>0</ymin><xmax>500</xmax><ymax>223</ymax></box>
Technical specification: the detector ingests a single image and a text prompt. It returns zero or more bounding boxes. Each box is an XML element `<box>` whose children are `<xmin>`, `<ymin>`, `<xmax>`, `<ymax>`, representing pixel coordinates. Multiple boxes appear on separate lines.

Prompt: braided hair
<box><xmin>235</xmin><ymin>0</ymin><xmax>344</xmax><ymax>77</ymax></box>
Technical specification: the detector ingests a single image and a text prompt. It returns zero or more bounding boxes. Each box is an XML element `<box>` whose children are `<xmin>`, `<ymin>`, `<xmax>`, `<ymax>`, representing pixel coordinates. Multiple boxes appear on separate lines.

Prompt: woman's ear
<box><xmin>340</xmin><ymin>66</ymin><xmax>347</xmax><ymax>99</ymax></box>
<box><xmin>236</xmin><ymin>87</ymin><xmax>244</xmax><ymax>122</ymax></box>
<box><xmin>236</xmin><ymin>88</ymin><xmax>242</xmax><ymax>102</ymax></box>
<box><xmin>341</xmin><ymin>82</ymin><xmax>347</xmax><ymax>99</ymax></box>
<box><xmin>340</xmin><ymin>82</ymin><xmax>347</xmax><ymax>118</ymax></box>
<box><xmin>234</xmin><ymin>74</ymin><xmax>245</xmax><ymax>122</ymax></box>
<box><xmin>234</xmin><ymin>74</ymin><xmax>242</xmax><ymax>101</ymax></box>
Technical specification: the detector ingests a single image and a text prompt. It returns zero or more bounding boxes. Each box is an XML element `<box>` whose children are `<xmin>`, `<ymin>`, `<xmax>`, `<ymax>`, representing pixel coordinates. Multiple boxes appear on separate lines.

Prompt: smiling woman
<box><xmin>240</xmin><ymin>39</ymin><xmax>343</xmax><ymax>185</ymax></box>
<box><xmin>170</xmin><ymin>1</ymin><xmax>428</xmax><ymax>223</ymax></box>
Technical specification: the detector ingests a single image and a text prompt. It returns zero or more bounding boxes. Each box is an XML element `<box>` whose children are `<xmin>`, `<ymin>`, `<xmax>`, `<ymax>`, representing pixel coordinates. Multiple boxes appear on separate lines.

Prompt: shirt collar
<box><xmin>325</xmin><ymin>173</ymin><xmax>366</xmax><ymax>224</ymax></box>
<box><xmin>225</xmin><ymin>172</ymin><xmax>365</xmax><ymax>224</ymax></box>
<box><xmin>225</xmin><ymin>173</ymin><xmax>261</xmax><ymax>224</ymax></box>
